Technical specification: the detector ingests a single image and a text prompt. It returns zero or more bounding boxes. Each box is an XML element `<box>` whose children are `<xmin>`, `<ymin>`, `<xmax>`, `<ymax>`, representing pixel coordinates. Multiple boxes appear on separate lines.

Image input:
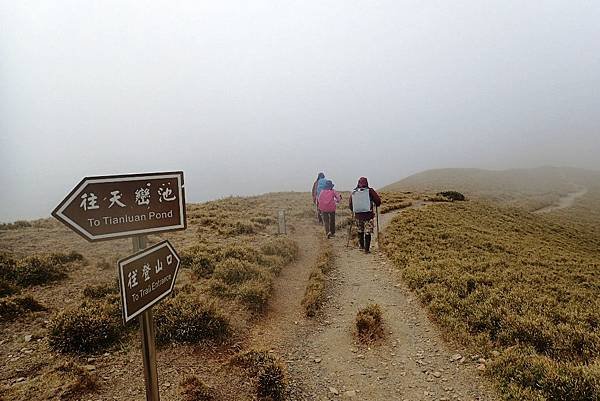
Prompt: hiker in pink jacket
<box><xmin>318</xmin><ymin>180</ymin><xmax>342</xmax><ymax>238</ymax></box>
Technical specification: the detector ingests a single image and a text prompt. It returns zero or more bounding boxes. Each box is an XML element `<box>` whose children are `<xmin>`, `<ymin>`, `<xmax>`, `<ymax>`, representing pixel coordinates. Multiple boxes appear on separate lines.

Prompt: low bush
<box><xmin>232</xmin><ymin>350</ymin><xmax>286</xmax><ymax>401</ymax></box>
<box><xmin>237</xmin><ymin>278</ymin><xmax>273</xmax><ymax>312</ymax></box>
<box><xmin>12</xmin><ymin>256</ymin><xmax>67</xmax><ymax>286</ymax></box>
<box><xmin>0</xmin><ymin>279</ymin><xmax>18</xmax><ymax>298</ymax></box>
<box><xmin>179</xmin><ymin>375</ymin><xmax>215</xmax><ymax>401</ymax></box>
<box><xmin>489</xmin><ymin>346</ymin><xmax>600</xmax><ymax>401</ymax></box>
<box><xmin>83</xmin><ymin>283</ymin><xmax>118</xmax><ymax>299</ymax></box>
<box><xmin>55</xmin><ymin>362</ymin><xmax>99</xmax><ymax>400</ymax></box>
<box><xmin>212</xmin><ymin>259</ymin><xmax>262</xmax><ymax>286</ymax></box>
<box><xmin>355</xmin><ymin>304</ymin><xmax>384</xmax><ymax>343</ymax></box>
<box><xmin>437</xmin><ymin>191</ymin><xmax>466</xmax><ymax>202</ymax></box>
<box><xmin>48</xmin><ymin>251</ymin><xmax>84</xmax><ymax>264</ymax></box>
<box><xmin>259</xmin><ymin>237</ymin><xmax>299</xmax><ymax>265</ymax></box>
<box><xmin>48</xmin><ymin>300</ymin><xmax>124</xmax><ymax>353</ymax></box>
<box><xmin>225</xmin><ymin>220</ymin><xmax>258</xmax><ymax>236</ymax></box>
<box><xmin>0</xmin><ymin>295</ymin><xmax>45</xmax><ymax>322</ymax></box>
<box><xmin>302</xmin><ymin>241</ymin><xmax>334</xmax><ymax>317</ymax></box>
<box><xmin>380</xmin><ymin>201</ymin><xmax>413</xmax><ymax>214</ymax></box>
<box><xmin>181</xmin><ymin>245</ymin><xmax>218</xmax><ymax>278</ymax></box>
<box><xmin>0</xmin><ymin>220</ymin><xmax>32</xmax><ymax>230</ymax></box>
<box><xmin>154</xmin><ymin>295</ymin><xmax>230</xmax><ymax>345</ymax></box>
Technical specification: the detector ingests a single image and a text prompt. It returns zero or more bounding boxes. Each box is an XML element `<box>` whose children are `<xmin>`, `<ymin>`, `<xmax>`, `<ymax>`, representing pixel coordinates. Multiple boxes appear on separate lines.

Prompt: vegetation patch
<box><xmin>301</xmin><ymin>240</ymin><xmax>334</xmax><ymax>317</ymax></box>
<box><xmin>437</xmin><ymin>190</ymin><xmax>466</xmax><ymax>201</ymax></box>
<box><xmin>154</xmin><ymin>295</ymin><xmax>230</xmax><ymax>345</ymax></box>
<box><xmin>232</xmin><ymin>350</ymin><xmax>286</xmax><ymax>401</ymax></box>
<box><xmin>355</xmin><ymin>304</ymin><xmax>384</xmax><ymax>343</ymax></box>
<box><xmin>83</xmin><ymin>283</ymin><xmax>118</xmax><ymax>299</ymax></box>
<box><xmin>0</xmin><ymin>295</ymin><xmax>45</xmax><ymax>322</ymax></box>
<box><xmin>0</xmin><ymin>278</ymin><xmax>19</xmax><ymax>298</ymax></box>
<box><xmin>208</xmin><ymin>239</ymin><xmax>298</xmax><ymax>312</ymax></box>
<box><xmin>179</xmin><ymin>375</ymin><xmax>215</xmax><ymax>401</ymax></box>
<box><xmin>382</xmin><ymin>200</ymin><xmax>600</xmax><ymax>400</ymax></box>
<box><xmin>0</xmin><ymin>220</ymin><xmax>32</xmax><ymax>230</ymax></box>
<box><xmin>48</xmin><ymin>299</ymin><xmax>124</xmax><ymax>354</ymax></box>
<box><xmin>1</xmin><ymin>251</ymin><xmax>82</xmax><ymax>287</ymax></box>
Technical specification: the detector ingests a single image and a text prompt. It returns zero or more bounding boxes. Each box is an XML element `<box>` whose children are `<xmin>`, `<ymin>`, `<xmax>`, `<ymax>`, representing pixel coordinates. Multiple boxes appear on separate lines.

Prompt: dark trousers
<box><xmin>322</xmin><ymin>212</ymin><xmax>336</xmax><ymax>236</ymax></box>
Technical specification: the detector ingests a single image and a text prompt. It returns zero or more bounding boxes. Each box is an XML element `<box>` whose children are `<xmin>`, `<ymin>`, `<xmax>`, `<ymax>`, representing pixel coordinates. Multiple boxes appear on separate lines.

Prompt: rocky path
<box><xmin>533</xmin><ymin>187</ymin><xmax>588</xmax><ymax>214</ymax></box>
<box><xmin>251</xmin><ymin>209</ymin><xmax>500</xmax><ymax>401</ymax></box>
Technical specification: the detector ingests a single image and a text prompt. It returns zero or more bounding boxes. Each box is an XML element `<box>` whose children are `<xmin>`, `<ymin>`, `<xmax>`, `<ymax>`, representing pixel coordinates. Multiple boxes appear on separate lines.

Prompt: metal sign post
<box><xmin>132</xmin><ymin>235</ymin><xmax>159</xmax><ymax>401</ymax></box>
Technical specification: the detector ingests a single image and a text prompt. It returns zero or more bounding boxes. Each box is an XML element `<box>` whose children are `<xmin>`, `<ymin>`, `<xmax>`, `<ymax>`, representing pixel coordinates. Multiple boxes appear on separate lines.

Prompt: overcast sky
<box><xmin>1</xmin><ymin>1</ymin><xmax>599</xmax><ymax>221</ymax></box>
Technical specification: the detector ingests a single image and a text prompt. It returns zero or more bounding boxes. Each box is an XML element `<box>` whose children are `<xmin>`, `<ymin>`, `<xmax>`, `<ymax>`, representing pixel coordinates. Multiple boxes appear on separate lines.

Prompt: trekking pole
<box><xmin>376</xmin><ymin>206</ymin><xmax>380</xmax><ymax>244</ymax></box>
<box><xmin>346</xmin><ymin>213</ymin><xmax>354</xmax><ymax>247</ymax></box>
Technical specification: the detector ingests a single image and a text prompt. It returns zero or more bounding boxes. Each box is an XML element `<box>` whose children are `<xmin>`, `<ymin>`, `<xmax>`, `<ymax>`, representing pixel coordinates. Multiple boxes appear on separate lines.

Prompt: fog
<box><xmin>1</xmin><ymin>1</ymin><xmax>599</xmax><ymax>222</ymax></box>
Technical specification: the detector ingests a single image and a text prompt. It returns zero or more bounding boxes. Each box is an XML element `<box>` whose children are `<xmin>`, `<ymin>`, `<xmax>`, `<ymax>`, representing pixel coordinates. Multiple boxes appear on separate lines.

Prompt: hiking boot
<box><xmin>358</xmin><ymin>232</ymin><xmax>365</xmax><ymax>249</ymax></box>
<box><xmin>364</xmin><ymin>234</ymin><xmax>371</xmax><ymax>253</ymax></box>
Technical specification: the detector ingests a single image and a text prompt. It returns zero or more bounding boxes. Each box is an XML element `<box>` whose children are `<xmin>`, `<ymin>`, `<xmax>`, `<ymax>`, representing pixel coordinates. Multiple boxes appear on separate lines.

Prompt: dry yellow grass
<box><xmin>382</xmin><ymin>194</ymin><xmax>600</xmax><ymax>400</ymax></box>
<box><xmin>301</xmin><ymin>239</ymin><xmax>334</xmax><ymax>317</ymax></box>
<box><xmin>0</xmin><ymin>192</ymin><xmax>310</xmax><ymax>401</ymax></box>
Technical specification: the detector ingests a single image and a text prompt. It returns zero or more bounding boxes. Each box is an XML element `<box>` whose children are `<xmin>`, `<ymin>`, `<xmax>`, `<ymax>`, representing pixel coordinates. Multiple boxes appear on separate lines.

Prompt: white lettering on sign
<box><xmin>158</xmin><ymin>185</ymin><xmax>176</xmax><ymax>203</ymax></box>
<box><xmin>135</xmin><ymin>186</ymin><xmax>151</xmax><ymax>206</ymax></box>
<box><xmin>80</xmin><ymin>193</ymin><xmax>100</xmax><ymax>211</ymax></box>
<box><xmin>132</xmin><ymin>274</ymin><xmax>172</xmax><ymax>302</ymax></box>
<box><xmin>108</xmin><ymin>190</ymin><xmax>126</xmax><ymax>208</ymax></box>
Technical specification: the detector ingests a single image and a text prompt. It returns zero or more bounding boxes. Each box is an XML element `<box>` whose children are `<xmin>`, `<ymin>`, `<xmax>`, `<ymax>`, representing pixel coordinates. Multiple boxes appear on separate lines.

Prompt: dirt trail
<box><xmin>251</xmin><ymin>207</ymin><xmax>499</xmax><ymax>401</ymax></box>
<box><xmin>533</xmin><ymin>187</ymin><xmax>588</xmax><ymax>214</ymax></box>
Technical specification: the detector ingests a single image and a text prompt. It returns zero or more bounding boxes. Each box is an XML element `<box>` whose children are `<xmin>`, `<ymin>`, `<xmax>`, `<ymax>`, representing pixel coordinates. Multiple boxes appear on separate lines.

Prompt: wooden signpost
<box><xmin>52</xmin><ymin>171</ymin><xmax>187</xmax><ymax>401</ymax></box>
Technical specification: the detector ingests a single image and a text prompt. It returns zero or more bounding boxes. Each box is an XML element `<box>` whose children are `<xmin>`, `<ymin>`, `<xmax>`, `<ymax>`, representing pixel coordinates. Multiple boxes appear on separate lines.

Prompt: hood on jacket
<box><xmin>357</xmin><ymin>177</ymin><xmax>369</xmax><ymax>188</ymax></box>
<box><xmin>324</xmin><ymin>180</ymin><xmax>334</xmax><ymax>190</ymax></box>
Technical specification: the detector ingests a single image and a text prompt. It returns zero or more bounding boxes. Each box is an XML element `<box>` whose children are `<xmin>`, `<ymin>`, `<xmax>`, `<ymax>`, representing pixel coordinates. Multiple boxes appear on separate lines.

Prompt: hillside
<box><xmin>381</xmin><ymin>197</ymin><xmax>600</xmax><ymax>400</ymax></box>
<box><xmin>382</xmin><ymin>166</ymin><xmax>599</xmax><ymax>211</ymax></box>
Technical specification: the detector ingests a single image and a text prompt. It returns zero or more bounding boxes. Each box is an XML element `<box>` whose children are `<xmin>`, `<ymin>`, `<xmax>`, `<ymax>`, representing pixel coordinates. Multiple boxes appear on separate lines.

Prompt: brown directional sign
<box><xmin>118</xmin><ymin>240</ymin><xmax>180</xmax><ymax>323</ymax></box>
<box><xmin>52</xmin><ymin>171</ymin><xmax>186</xmax><ymax>241</ymax></box>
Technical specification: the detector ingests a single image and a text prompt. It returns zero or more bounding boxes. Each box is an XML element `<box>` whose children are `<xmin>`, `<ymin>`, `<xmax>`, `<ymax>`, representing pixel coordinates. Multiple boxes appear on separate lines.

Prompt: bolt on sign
<box><xmin>118</xmin><ymin>240</ymin><xmax>180</xmax><ymax>323</ymax></box>
<box><xmin>52</xmin><ymin>171</ymin><xmax>186</xmax><ymax>241</ymax></box>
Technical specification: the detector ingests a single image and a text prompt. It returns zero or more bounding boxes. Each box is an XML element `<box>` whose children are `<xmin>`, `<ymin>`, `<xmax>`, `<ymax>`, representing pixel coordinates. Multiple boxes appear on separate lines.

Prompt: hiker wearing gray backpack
<box><xmin>349</xmin><ymin>177</ymin><xmax>382</xmax><ymax>253</ymax></box>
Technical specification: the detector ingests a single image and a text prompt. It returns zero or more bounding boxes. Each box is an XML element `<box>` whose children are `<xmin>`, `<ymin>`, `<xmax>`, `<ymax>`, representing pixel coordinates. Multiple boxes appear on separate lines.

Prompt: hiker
<box><xmin>349</xmin><ymin>177</ymin><xmax>381</xmax><ymax>253</ymax></box>
<box><xmin>312</xmin><ymin>172</ymin><xmax>327</xmax><ymax>223</ymax></box>
<box><xmin>318</xmin><ymin>179</ymin><xmax>342</xmax><ymax>238</ymax></box>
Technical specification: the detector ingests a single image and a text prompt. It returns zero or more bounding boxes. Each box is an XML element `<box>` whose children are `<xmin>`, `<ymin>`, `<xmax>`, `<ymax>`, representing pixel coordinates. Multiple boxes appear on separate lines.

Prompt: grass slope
<box><xmin>381</xmin><ymin>166</ymin><xmax>599</xmax><ymax>211</ymax></box>
<box><xmin>382</xmin><ymin>200</ymin><xmax>600</xmax><ymax>400</ymax></box>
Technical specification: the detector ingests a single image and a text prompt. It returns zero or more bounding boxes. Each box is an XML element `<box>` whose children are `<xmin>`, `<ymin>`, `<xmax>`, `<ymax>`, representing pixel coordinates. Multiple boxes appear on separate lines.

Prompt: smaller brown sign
<box><xmin>118</xmin><ymin>240</ymin><xmax>180</xmax><ymax>323</ymax></box>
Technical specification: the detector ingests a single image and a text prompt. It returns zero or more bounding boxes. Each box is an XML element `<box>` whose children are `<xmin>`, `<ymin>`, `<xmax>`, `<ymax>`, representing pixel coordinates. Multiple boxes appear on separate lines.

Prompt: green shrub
<box><xmin>212</xmin><ymin>259</ymin><xmax>262</xmax><ymax>286</ymax></box>
<box><xmin>179</xmin><ymin>375</ymin><xmax>215</xmax><ymax>401</ymax></box>
<box><xmin>217</xmin><ymin>244</ymin><xmax>259</xmax><ymax>264</ymax></box>
<box><xmin>489</xmin><ymin>346</ymin><xmax>600</xmax><ymax>401</ymax></box>
<box><xmin>0</xmin><ymin>296</ymin><xmax>45</xmax><ymax>322</ymax></box>
<box><xmin>0</xmin><ymin>253</ymin><xmax>16</xmax><ymax>281</ymax></box>
<box><xmin>302</xmin><ymin>242</ymin><xmax>334</xmax><ymax>317</ymax></box>
<box><xmin>226</xmin><ymin>220</ymin><xmax>257</xmax><ymax>236</ymax></box>
<box><xmin>237</xmin><ymin>278</ymin><xmax>273</xmax><ymax>312</ymax></box>
<box><xmin>355</xmin><ymin>304</ymin><xmax>384</xmax><ymax>343</ymax></box>
<box><xmin>154</xmin><ymin>295</ymin><xmax>230</xmax><ymax>345</ymax></box>
<box><xmin>0</xmin><ymin>279</ymin><xmax>18</xmax><ymax>298</ymax></box>
<box><xmin>83</xmin><ymin>283</ymin><xmax>118</xmax><ymax>299</ymax></box>
<box><xmin>13</xmin><ymin>256</ymin><xmax>67</xmax><ymax>286</ymax></box>
<box><xmin>55</xmin><ymin>362</ymin><xmax>99</xmax><ymax>400</ymax></box>
<box><xmin>181</xmin><ymin>245</ymin><xmax>217</xmax><ymax>278</ymax></box>
<box><xmin>48</xmin><ymin>300</ymin><xmax>124</xmax><ymax>353</ymax></box>
<box><xmin>437</xmin><ymin>191</ymin><xmax>466</xmax><ymax>201</ymax></box>
<box><xmin>259</xmin><ymin>237</ymin><xmax>299</xmax><ymax>264</ymax></box>
<box><xmin>0</xmin><ymin>220</ymin><xmax>32</xmax><ymax>230</ymax></box>
<box><xmin>232</xmin><ymin>350</ymin><xmax>286</xmax><ymax>401</ymax></box>
<box><xmin>48</xmin><ymin>251</ymin><xmax>84</xmax><ymax>264</ymax></box>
